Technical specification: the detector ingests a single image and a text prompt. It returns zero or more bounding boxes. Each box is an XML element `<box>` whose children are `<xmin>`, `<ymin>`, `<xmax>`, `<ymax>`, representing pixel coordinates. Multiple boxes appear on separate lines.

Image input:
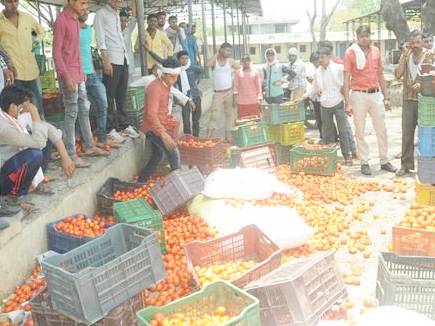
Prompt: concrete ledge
<box><xmin>0</xmin><ymin>137</ymin><xmax>146</xmax><ymax>299</ymax></box>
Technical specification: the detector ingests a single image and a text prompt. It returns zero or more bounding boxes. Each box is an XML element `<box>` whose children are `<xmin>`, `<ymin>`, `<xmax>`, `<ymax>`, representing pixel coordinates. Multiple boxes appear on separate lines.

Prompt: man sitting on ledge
<box><xmin>0</xmin><ymin>86</ymin><xmax>75</xmax><ymax>203</ymax></box>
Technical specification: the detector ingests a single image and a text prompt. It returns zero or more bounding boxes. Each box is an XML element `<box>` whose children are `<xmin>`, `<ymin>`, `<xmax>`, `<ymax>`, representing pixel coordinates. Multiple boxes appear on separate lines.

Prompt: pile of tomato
<box><xmin>54</xmin><ymin>214</ymin><xmax>114</xmax><ymax>238</ymax></box>
<box><xmin>177</xmin><ymin>137</ymin><xmax>220</xmax><ymax>149</ymax></box>
<box><xmin>112</xmin><ymin>177</ymin><xmax>161</xmax><ymax>206</ymax></box>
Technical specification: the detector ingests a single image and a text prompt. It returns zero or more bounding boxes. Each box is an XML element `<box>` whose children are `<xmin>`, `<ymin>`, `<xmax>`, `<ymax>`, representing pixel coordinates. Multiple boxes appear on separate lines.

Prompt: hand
<box><xmin>3</xmin><ymin>68</ymin><xmax>14</xmax><ymax>86</ymax></box>
<box><xmin>188</xmin><ymin>99</ymin><xmax>196</xmax><ymax>111</ymax></box>
<box><xmin>61</xmin><ymin>155</ymin><xmax>75</xmax><ymax>178</ymax></box>
<box><xmin>384</xmin><ymin>99</ymin><xmax>392</xmax><ymax>111</ymax></box>
<box><xmin>9</xmin><ymin>65</ymin><xmax>17</xmax><ymax>78</ymax></box>
<box><xmin>401</xmin><ymin>42</ymin><xmax>410</xmax><ymax>55</ymax></box>
<box><xmin>161</xmin><ymin>132</ymin><xmax>177</xmax><ymax>150</ymax></box>
<box><xmin>64</xmin><ymin>78</ymin><xmax>77</xmax><ymax>93</ymax></box>
<box><xmin>21</xmin><ymin>101</ymin><xmax>39</xmax><ymax>114</ymax></box>
<box><xmin>411</xmin><ymin>82</ymin><xmax>421</xmax><ymax>92</ymax></box>
<box><xmin>103</xmin><ymin>62</ymin><xmax>113</xmax><ymax>77</ymax></box>
<box><xmin>345</xmin><ymin>103</ymin><xmax>353</xmax><ymax>117</ymax></box>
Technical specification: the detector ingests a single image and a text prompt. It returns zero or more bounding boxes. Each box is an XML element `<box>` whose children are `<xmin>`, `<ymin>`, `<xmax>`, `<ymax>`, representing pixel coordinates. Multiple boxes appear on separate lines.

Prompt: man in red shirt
<box><xmin>343</xmin><ymin>25</ymin><xmax>396</xmax><ymax>176</ymax></box>
<box><xmin>53</xmin><ymin>0</ymin><xmax>107</xmax><ymax>168</ymax></box>
<box><xmin>138</xmin><ymin>58</ymin><xmax>182</xmax><ymax>182</ymax></box>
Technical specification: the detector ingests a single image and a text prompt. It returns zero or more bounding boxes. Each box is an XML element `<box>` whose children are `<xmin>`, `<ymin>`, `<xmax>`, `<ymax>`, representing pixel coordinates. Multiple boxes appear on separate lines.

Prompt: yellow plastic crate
<box><xmin>268</xmin><ymin>121</ymin><xmax>305</xmax><ymax>146</ymax></box>
<box><xmin>415</xmin><ymin>177</ymin><xmax>435</xmax><ymax>206</ymax></box>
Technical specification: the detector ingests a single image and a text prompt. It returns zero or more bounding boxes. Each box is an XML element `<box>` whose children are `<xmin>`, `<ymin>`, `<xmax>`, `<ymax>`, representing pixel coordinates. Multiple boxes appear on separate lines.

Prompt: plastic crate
<box><xmin>126</xmin><ymin>109</ymin><xmax>144</xmax><ymax>130</ymax></box>
<box><xmin>230</xmin><ymin>143</ymin><xmax>277</xmax><ymax>169</ymax></box>
<box><xmin>30</xmin><ymin>288</ymin><xmax>144</xmax><ymax>326</ymax></box>
<box><xmin>289</xmin><ymin>145</ymin><xmax>338</xmax><ymax>176</ymax></box>
<box><xmin>276</xmin><ymin>144</ymin><xmax>292</xmax><ymax>164</ymax></box>
<box><xmin>41</xmin><ymin>224</ymin><xmax>165</xmax><ymax>325</ymax></box>
<box><xmin>47</xmin><ymin>216</ymin><xmax>100</xmax><ymax>254</ymax></box>
<box><xmin>261</xmin><ymin>100</ymin><xmax>305</xmax><ymax>124</ymax></box>
<box><xmin>178</xmin><ymin>136</ymin><xmax>228</xmax><ymax>167</ymax></box>
<box><xmin>126</xmin><ymin>86</ymin><xmax>145</xmax><ymax>113</ymax></box>
<box><xmin>36</xmin><ymin>54</ymin><xmax>46</xmax><ymax>74</ymax></box>
<box><xmin>418</xmin><ymin>127</ymin><xmax>435</xmax><ymax>156</ymax></box>
<box><xmin>418</xmin><ymin>74</ymin><xmax>435</xmax><ymax>97</ymax></box>
<box><xmin>245</xmin><ymin>252</ymin><xmax>347</xmax><ymax>326</ymax></box>
<box><xmin>40</xmin><ymin>70</ymin><xmax>56</xmax><ymax>92</ymax></box>
<box><xmin>184</xmin><ymin>225</ymin><xmax>282</xmax><ymax>289</ymax></box>
<box><xmin>375</xmin><ymin>252</ymin><xmax>435</xmax><ymax>320</ymax></box>
<box><xmin>418</xmin><ymin>95</ymin><xmax>435</xmax><ymax>127</ymax></box>
<box><xmin>232</xmin><ymin>122</ymin><xmax>270</xmax><ymax>147</ymax></box>
<box><xmin>150</xmin><ymin>167</ymin><xmax>205</xmax><ymax>215</ymax></box>
<box><xmin>392</xmin><ymin>225</ymin><xmax>435</xmax><ymax>257</ymax></box>
<box><xmin>415</xmin><ymin>177</ymin><xmax>435</xmax><ymax>206</ymax></box>
<box><xmin>269</xmin><ymin>121</ymin><xmax>305</xmax><ymax>146</ymax></box>
<box><xmin>136</xmin><ymin>281</ymin><xmax>261</xmax><ymax>326</ymax></box>
<box><xmin>417</xmin><ymin>154</ymin><xmax>435</xmax><ymax>184</ymax></box>
<box><xmin>43</xmin><ymin>92</ymin><xmax>63</xmax><ymax>115</ymax></box>
<box><xmin>113</xmin><ymin>199</ymin><xmax>166</xmax><ymax>254</ymax></box>
<box><xmin>96</xmin><ymin>178</ymin><xmax>145</xmax><ymax>215</ymax></box>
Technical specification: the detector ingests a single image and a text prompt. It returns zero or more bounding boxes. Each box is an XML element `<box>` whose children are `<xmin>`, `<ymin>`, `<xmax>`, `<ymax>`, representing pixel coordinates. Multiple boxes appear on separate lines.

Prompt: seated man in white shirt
<box><xmin>304</xmin><ymin>47</ymin><xmax>356</xmax><ymax>166</ymax></box>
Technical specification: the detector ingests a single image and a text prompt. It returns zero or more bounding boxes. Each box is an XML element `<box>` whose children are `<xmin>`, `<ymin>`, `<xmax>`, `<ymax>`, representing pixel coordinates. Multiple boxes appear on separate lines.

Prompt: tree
<box><xmin>307</xmin><ymin>0</ymin><xmax>341</xmax><ymax>49</ymax></box>
<box><xmin>21</xmin><ymin>0</ymin><xmax>57</xmax><ymax>28</ymax></box>
<box><xmin>422</xmin><ymin>0</ymin><xmax>435</xmax><ymax>35</ymax></box>
<box><xmin>380</xmin><ymin>0</ymin><xmax>410</xmax><ymax>45</ymax></box>
<box><xmin>307</xmin><ymin>0</ymin><xmax>317</xmax><ymax>48</ymax></box>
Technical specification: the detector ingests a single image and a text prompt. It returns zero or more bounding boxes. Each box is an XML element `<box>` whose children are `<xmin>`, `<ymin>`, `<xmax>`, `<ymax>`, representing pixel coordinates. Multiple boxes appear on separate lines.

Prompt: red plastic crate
<box><xmin>230</xmin><ymin>143</ymin><xmax>277</xmax><ymax>174</ymax></box>
<box><xmin>178</xmin><ymin>136</ymin><xmax>228</xmax><ymax>167</ymax></box>
<box><xmin>392</xmin><ymin>225</ymin><xmax>435</xmax><ymax>257</ymax></box>
<box><xmin>184</xmin><ymin>225</ymin><xmax>283</xmax><ymax>289</ymax></box>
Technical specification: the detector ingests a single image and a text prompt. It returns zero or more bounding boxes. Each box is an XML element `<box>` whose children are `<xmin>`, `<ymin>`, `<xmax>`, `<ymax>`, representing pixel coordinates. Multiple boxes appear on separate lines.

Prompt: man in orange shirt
<box><xmin>138</xmin><ymin>58</ymin><xmax>181</xmax><ymax>182</ymax></box>
<box><xmin>343</xmin><ymin>25</ymin><xmax>396</xmax><ymax>176</ymax></box>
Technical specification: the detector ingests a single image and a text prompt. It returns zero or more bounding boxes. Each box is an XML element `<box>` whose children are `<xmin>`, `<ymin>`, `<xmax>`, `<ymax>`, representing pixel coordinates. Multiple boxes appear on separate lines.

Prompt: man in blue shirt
<box><xmin>186</xmin><ymin>24</ymin><xmax>201</xmax><ymax>65</ymax></box>
<box><xmin>79</xmin><ymin>13</ymin><xmax>119</xmax><ymax>148</ymax></box>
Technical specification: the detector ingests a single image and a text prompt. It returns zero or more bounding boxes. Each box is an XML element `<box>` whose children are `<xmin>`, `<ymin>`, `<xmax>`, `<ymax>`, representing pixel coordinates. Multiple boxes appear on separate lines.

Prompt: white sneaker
<box><xmin>123</xmin><ymin>125</ymin><xmax>140</xmax><ymax>139</ymax></box>
<box><xmin>108</xmin><ymin>129</ymin><xmax>126</xmax><ymax>143</ymax></box>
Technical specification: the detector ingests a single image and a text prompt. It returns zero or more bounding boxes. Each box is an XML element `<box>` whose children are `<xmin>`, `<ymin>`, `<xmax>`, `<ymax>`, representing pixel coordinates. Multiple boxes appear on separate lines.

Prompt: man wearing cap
<box><xmin>287</xmin><ymin>47</ymin><xmax>306</xmax><ymax>101</ymax></box>
<box><xmin>343</xmin><ymin>25</ymin><xmax>396</xmax><ymax>176</ymax></box>
<box><xmin>138</xmin><ymin>58</ymin><xmax>182</xmax><ymax>182</ymax></box>
<box><xmin>262</xmin><ymin>48</ymin><xmax>293</xmax><ymax>104</ymax></box>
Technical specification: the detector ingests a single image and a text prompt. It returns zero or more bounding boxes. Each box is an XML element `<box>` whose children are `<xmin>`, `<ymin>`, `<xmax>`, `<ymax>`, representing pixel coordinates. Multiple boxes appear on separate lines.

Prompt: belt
<box><xmin>353</xmin><ymin>88</ymin><xmax>380</xmax><ymax>94</ymax></box>
<box><xmin>214</xmin><ymin>87</ymin><xmax>232</xmax><ymax>93</ymax></box>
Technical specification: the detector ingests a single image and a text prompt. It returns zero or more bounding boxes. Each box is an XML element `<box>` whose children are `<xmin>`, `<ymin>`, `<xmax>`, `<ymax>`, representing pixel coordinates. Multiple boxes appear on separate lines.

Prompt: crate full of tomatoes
<box><xmin>177</xmin><ymin>136</ymin><xmax>228</xmax><ymax>173</ymax></box>
<box><xmin>47</xmin><ymin>214</ymin><xmax>115</xmax><ymax>254</ymax></box>
<box><xmin>289</xmin><ymin>144</ymin><xmax>338</xmax><ymax>176</ymax></box>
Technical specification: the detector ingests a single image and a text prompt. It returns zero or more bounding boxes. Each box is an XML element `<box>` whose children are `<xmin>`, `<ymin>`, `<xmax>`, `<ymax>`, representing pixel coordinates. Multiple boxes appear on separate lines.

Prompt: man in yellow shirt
<box><xmin>134</xmin><ymin>13</ymin><xmax>173</xmax><ymax>73</ymax></box>
<box><xmin>0</xmin><ymin>0</ymin><xmax>45</xmax><ymax>117</ymax></box>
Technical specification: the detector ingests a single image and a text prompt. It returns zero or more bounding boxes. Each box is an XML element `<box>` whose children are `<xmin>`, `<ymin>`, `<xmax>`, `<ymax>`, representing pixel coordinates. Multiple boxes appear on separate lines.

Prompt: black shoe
<box><xmin>344</xmin><ymin>158</ymin><xmax>353</xmax><ymax>166</ymax></box>
<box><xmin>0</xmin><ymin>204</ymin><xmax>21</xmax><ymax>217</ymax></box>
<box><xmin>0</xmin><ymin>218</ymin><xmax>10</xmax><ymax>230</ymax></box>
<box><xmin>396</xmin><ymin>167</ymin><xmax>411</xmax><ymax>177</ymax></box>
<box><xmin>381</xmin><ymin>162</ymin><xmax>397</xmax><ymax>173</ymax></box>
<box><xmin>361</xmin><ymin>164</ymin><xmax>372</xmax><ymax>175</ymax></box>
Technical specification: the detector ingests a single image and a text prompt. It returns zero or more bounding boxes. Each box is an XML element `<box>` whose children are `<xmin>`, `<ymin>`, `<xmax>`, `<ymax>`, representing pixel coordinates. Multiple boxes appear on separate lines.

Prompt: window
<box><xmin>275</xmin><ymin>46</ymin><xmax>281</xmax><ymax>54</ymax></box>
<box><xmin>275</xmin><ymin>24</ymin><xmax>286</xmax><ymax>33</ymax></box>
<box><xmin>249</xmin><ymin>47</ymin><xmax>256</xmax><ymax>55</ymax></box>
<box><xmin>299</xmin><ymin>44</ymin><xmax>306</xmax><ymax>53</ymax></box>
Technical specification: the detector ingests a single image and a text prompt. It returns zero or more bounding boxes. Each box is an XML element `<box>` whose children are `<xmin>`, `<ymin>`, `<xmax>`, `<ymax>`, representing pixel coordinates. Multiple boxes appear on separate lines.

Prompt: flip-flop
<box><xmin>83</xmin><ymin>149</ymin><xmax>110</xmax><ymax>157</ymax></box>
<box><xmin>33</xmin><ymin>184</ymin><xmax>55</xmax><ymax>196</ymax></box>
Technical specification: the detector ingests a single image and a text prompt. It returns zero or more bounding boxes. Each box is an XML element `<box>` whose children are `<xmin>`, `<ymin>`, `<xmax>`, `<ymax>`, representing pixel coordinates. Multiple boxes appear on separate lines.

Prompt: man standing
<box><xmin>343</xmin><ymin>25</ymin><xmax>396</xmax><ymax>175</ymax></box>
<box><xmin>234</xmin><ymin>55</ymin><xmax>262</xmax><ymax>119</ymax></box>
<box><xmin>94</xmin><ymin>0</ymin><xmax>136</xmax><ymax>138</ymax></box>
<box><xmin>0</xmin><ymin>0</ymin><xmax>45</xmax><ymax>117</ymax></box>
<box><xmin>206</xmin><ymin>42</ymin><xmax>240</xmax><ymax>141</ymax></box>
<box><xmin>423</xmin><ymin>33</ymin><xmax>434</xmax><ymax>50</ymax></box>
<box><xmin>166</xmin><ymin>15</ymin><xmax>186</xmax><ymax>56</ymax></box>
<box><xmin>156</xmin><ymin>11</ymin><xmax>167</xmax><ymax>31</ymax></box>
<box><xmin>287</xmin><ymin>47</ymin><xmax>306</xmax><ymax>101</ymax></box>
<box><xmin>176</xmin><ymin>51</ymin><xmax>204</xmax><ymax>136</ymax></box>
<box><xmin>53</xmin><ymin>0</ymin><xmax>108</xmax><ymax>168</ymax></box>
<box><xmin>120</xmin><ymin>0</ymin><xmax>136</xmax><ymax>79</ymax></box>
<box><xmin>135</xmin><ymin>14</ymin><xmax>173</xmax><ymax>74</ymax></box>
<box><xmin>186</xmin><ymin>24</ymin><xmax>201</xmax><ymax>65</ymax></box>
<box><xmin>395</xmin><ymin>30</ymin><xmax>432</xmax><ymax>176</ymax></box>
<box><xmin>138</xmin><ymin>58</ymin><xmax>181</xmax><ymax>182</ymax></box>
<box><xmin>262</xmin><ymin>48</ymin><xmax>292</xmax><ymax>104</ymax></box>
<box><xmin>305</xmin><ymin>47</ymin><xmax>355</xmax><ymax>166</ymax></box>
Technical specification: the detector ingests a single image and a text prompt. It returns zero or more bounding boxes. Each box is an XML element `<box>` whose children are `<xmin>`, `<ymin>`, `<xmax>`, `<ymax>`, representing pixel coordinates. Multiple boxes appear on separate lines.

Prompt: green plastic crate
<box><xmin>261</xmin><ymin>100</ymin><xmax>305</xmax><ymax>124</ymax></box>
<box><xmin>35</xmin><ymin>54</ymin><xmax>46</xmax><ymax>74</ymax></box>
<box><xmin>40</xmin><ymin>70</ymin><xmax>56</xmax><ymax>92</ymax></box>
<box><xmin>114</xmin><ymin>199</ymin><xmax>166</xmax><ymax>254</ymax></box>
<box><xmin>275</xmin><ymin>144</ymin><xmax>292</xmax><ymax>164</ymax></box>
<box><xmin>268</xmin><ymin>121</ymin><xmax>305</xmax><ymax>146</ymax></box>
<box><xmin>418</xmin><ymin>95</ymin><xmax>435</xmax><ymax>127</ymax></box>
<box><xmin>136</xmin><ymin>281</ymin><xmax>261</xmax><ymax>326</ymax></box>
<box><xmin>126</xmin><ymin>86</ymin><xmax>145</xmax><ymax>112</ymax></box>
<box><xmin>289</xmin><ymin>146</ymin><xmax>338</xmax><ymax>176</ymax></box>
<box><xmin>232</xmin><ymin>122</ymin><xmax>269</xmax><ymax>147</ymax></box>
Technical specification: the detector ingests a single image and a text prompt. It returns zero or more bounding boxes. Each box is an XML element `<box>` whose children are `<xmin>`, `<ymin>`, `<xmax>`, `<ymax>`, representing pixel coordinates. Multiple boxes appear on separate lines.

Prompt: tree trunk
<box><xmin>380</xmin><ymin>0</ymin><xmax>410</xmax><ymax>45</ymax></box>
<box><xmin>307</xmin><ymin>0</ymin><xmax>318</xmax><ymax>48</ymax></box>
<box><xmin>422</xmin><ymin>0</ymin><xmax>435</xmax><ymax>35</ymax></box>
<box><xmin>319</xmin><ymin>0</ymin><xmax>340</xmax><ymax>41</ymax></box>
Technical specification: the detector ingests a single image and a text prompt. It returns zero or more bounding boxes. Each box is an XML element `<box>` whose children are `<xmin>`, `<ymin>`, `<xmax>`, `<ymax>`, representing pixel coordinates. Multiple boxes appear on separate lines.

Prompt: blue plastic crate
<box><xmin>418</xmin><ymin>127</ymin><xmax>435</xmax><ymax>156</ymax></box>
<box><xmin>47</xmin><ymin>220</ymin><xmax>95</xmax><ymax>254</ymax></box>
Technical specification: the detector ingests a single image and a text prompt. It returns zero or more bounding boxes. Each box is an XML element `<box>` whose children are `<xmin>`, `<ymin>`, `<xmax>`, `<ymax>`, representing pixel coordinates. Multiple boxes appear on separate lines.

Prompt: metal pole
<box><xmin>211</xmin><ymin>0</ymin><xmax>217</xmax><ymax>53</ymax></box>
<box><xmin>346</xmin><ymin>22</ymin><xmax>349</xmax><ymax>45</ymax></box>
<box><xmin>236</xmin><ymin>1</ymin><xmax>241</xmax><ymax>59</ymax></box>
<box><xmin>352</xmin><ymin>21</ymin><xmax>355</xmax><ymax>42</ymax></box>
<box><xmin>246</xmin><ymin>14</ymin><xmax>250</xmax><ymax>51</ymax></box>
<box><xmin>223</xmin><ymin>0</ymin><xmax>228</xmax><ymax>42</ymax></box>
<box><xmin>136</xmin><ymin>0</ymin><xmax>147</xmax><ymax>75</ymax></box>
<box><xmin>377</xmin><ymin>13</ymin><xmax>381</xmax><ymax>44</ymax></box>
<box><xmin>187</xmin><ymin>0</ymin><xmax>193</xmax><ymax>27</ymax></box>
<box><xmin>230</xmin><ymin>0</ymin><xmax>236</xmax><ymax>56</ymax></box>
<box><xmin>201</xmin><ymin>0</ymin><xmax>209</xmax><ymax>78</ymax></box>
<box><xmin>241</xmin><ymin>10</ymin><xmax>247</xmax><ymax>56</ymax></box>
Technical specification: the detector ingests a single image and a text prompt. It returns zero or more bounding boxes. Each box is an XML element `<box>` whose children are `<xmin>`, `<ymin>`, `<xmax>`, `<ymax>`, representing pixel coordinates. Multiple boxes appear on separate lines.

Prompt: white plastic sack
<box><xmin>202</xmin><ymin>168</ymin><xmax>302</xmax><ymax>201</ymax></box>
<box><xmin>356</xmin><ymin>306</ymin><xmax>435</xmax><ymax>326</ymax></box>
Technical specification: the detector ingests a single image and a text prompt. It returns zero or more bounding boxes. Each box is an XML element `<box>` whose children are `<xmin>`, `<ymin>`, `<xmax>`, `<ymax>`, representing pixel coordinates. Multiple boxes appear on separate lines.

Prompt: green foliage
<box><xmin>329</xmin><ymin>0</ymin><xmax>381</xmax><ymax>31</ymax></box>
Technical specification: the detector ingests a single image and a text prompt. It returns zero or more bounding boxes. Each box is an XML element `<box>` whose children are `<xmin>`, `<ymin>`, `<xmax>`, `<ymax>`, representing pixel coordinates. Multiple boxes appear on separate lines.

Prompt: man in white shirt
<box><xmin>120</xmin><ymin>1</ymin><xmax>136</xmax><ymax>79</ymax></box>
<box><xmin>305</xmin><ymin>47</ymin><xmax>355</xmax><ymax>166</ymax></box>
<box><xmin>287</xmin><ymin>47</ymin><xmax>306</xmax><ymax>101</ymax></box>
<box><xmin>166</xmin><ymin>15</ymin><xmax>186</xmax><ymax>55</ymax></box>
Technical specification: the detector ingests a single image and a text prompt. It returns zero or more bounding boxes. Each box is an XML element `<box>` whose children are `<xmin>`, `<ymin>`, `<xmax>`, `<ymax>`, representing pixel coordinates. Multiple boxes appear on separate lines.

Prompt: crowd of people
<box><xmin>0</xmin><ymin>0</ymin><xmax>434</xmax><ymax>229</ymax></box>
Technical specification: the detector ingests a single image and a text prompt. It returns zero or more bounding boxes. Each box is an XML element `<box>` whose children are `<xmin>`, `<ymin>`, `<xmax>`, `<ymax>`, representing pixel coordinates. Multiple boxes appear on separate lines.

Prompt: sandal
<box><xmin>83</xmin><ymin>147</ymin><xmax>110</xmax><ymax>157</ymax></box>
<box><xmin>32</xmin><ymin>183</ymin><xmax>55</xmax><ymax>196</ymax></box>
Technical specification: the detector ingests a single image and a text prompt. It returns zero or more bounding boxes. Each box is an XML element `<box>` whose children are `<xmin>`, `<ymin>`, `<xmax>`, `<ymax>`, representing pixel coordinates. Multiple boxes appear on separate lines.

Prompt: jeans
<box><xmin>138</xmin><ymin>132</ymin><xmax>180</xmax><ymax>183</ymax></box>
<box><xmin>401</xmin><ymin>100</ymin><xmax>418</xmax><ymax>169</ymax></box>
<box><xmin>103</xmin><ymin>60</ymin><xmax>129</xmax><ymax>131</ymax></box>
<box><xmin>265</xmin><ymin>95</ymin><xmax>283</xmax><ymax>104</ymax></box>
<box><xmin>14</xmin><ymin>78</ymin><xmax>44</xmax><ymax>118</ymax></box>
<box><xmin>59</xmin><ymin>80</ymin><xmax>94</xmax><ymax>156</ymax></box>
<box><xmin>312</xmin><ymin>100</ymin><xmax>322</xmax><ymax>138</ymax></box>
<box><xmin>321</xmin><ymin>101</ymin><xmax>354</xmax><ymax>159</ymax></box>
<box><xmin>86</xmin><ymin>73</ymin><xmax>108</xmax><ymax>144</ymax></box>
<box><xmin>182</xmin><ymin>97</ymin><xmax>202</xmax><ymax>137</ymax></box>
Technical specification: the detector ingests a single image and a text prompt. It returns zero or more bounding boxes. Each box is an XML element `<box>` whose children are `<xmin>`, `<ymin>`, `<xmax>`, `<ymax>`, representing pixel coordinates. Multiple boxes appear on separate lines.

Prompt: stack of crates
<box><xmin>125</xmin><ymin>86</ymin><xmax>145</xmax><ymax>129</ymax></box>
<box><xmin>416</xmin><ymin>69</ymin><xmax>435</xmax><ymax>206</ymax></box>
<box><xmin>260</xmin><ymin>100</ymin><xmax>305</xmax><ymax>164</ymax></box>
